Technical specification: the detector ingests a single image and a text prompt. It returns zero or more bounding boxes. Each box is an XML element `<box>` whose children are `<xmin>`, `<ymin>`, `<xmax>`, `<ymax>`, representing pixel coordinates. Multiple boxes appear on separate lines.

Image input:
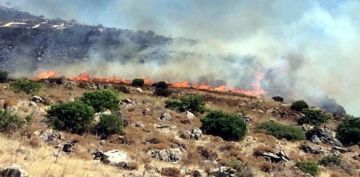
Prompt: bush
<box><xmin>0</xmin><ymin>70</ymin><xmax>8</xmax><ymax>83</ymax></box>
<box><xmin>96</xmin><ymin>114</ymin><xmax>124</xmax><ymax>137</ymax></box>
<box><xmin>298</xmin><ymin>109</ymin><xmax>329</xmax><ymax>126</ymax></box>
<box><xmin>47</xmin><ymin>101</ymin><xmax>95</xmax><ymax>134</ymax></box>
<box><xmin>80</xmin><ymin>89</ymin><xmax>119</xmax><ymax>112</ymax></box>
<box><xmin>131</xmin><ymin>79</ymin><xmax>144</xmax><ymax>87</ymax></box>
<box><xmin>0</xmin><ymin>110</ymin><xmax>25</xmax><ymax>133</ymax></box>
<box><xmin>201</xmin><ymin>110</ymin><xmax>247</xmax><ymax>141</ymax></box>
<box><xmin>319</xmin><ymin>155</ymin><xmax>341</xmax><ymax>167</ymax></box>
<box><xmin>180</xmin><ymin>94</ymin><xmax>205</xmax><ymax>113</ymax></box>
<box><xmin>10</xmin><ymin>79</ymin><xmax>41</xmax><ymax>94</ymax></box>
<box><xmin>337</xmin><ymin>116</ymin><xmax>360</xmax><ymax>145</ymax></box>
<box><xmin>256</xmin><ymin>120</ymin><xmax>305</xmax><ymax>141</ymax></box>
<box><xmin>154</xmin><ymin>81</ymin><xmax>172</xmax><ymax>97</ymax></box>
<box><xmin>296</xmin><ymin>161</ymin><xmax>320</xmax><ymax>176</ymax></box>
<box><xmin>113</xmin><ymin>85</ymin><xmax>130</xmax><ymax>93</ymax></box>
<box><xmin>291</xmin><ymin>100</ymin><xmax>309</xmax><ymax>111</ymax></box>
<box><xmin>165</xmin><ymin>94</ymin><xmax>205</xmax><ymax>113</ymax></box>
<box><xmin>272</xmin><ymin>96</ymin><xmax>284</xmax><ymax>102</ymax></box>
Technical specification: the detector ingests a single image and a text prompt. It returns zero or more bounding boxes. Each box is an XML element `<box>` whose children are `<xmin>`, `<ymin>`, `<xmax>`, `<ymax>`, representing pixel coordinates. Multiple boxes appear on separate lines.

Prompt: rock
<box><xmin>147</xmin><ymin>148</ymin><xmax>183</xmax><ymax>162</ymax></box>
<box><xmin>62</xmin><ymin>142</ymin><xmax>75</xmax><ymax>153</ymax></box>
<box><xmin>160</xmin><ymin>112</ymin><xmax>172</xmax><ymax>121</ymax></box>
<box><xmin>0</xmin><ymin>99</ymin><xmax>6</xmax><ymax>109</ymax></box>
<box><xmin>209</xmin><ymin>166</ymin><xmax>236</xmax><ymax>177</ymax></box>
<box><xmin>93</xmin><ymin>149</ymin><xmax>129</xmax><ymax>165</ymax></box>
<box><xmin>300</xmin><ymin>144</ymin><xmax>323</xmax><ymax>154</ymax></box>
<box><xmin>136</xmin><ymin>88</ymin><xmax>143</xmax><ymax>93</ymax></box>
<box><xmin>31</xmin><ymin>95</ymin><xmax>46</xmax><ymax>104</ymax></box>
<box><xmin>260</xmin><ymin>151</ymin><xmax>289</xmax><ymax>163</ymax></box>
<box><xmin>0</xmin><ymin>165</ymin><xmax>28</xmax><ymax>177</ymax></box>
<box><xmin>332</xmin><ymin>146</ymin><xmax>349</xmax><ymax>153</ymax></box>
<box><xmin>121</xmin><ymin>98</ymin><xmax>133</xmax><ymax>104</ymax></box>
<box><xmin>190</xmin><ymin>128</ymin><xmax>202</xmax><ymax>140</ymax></box>
<box><xmin>142</xmin><ymin>108</ymin><xmax>151</xmax><ymax>115</ymax></box>
<box><xmin>306</xmin><ymin>127</ymin><xmax>342</xmax><ymax>146</ymax></box>
<box><xmin>186</xmin><ymin>111</ymin><xmax>195</xmax><ymax>119</ymax></box>
<box><xmin>35</xmin><ymin>129</ymin><xmax>64</xmax><ymax>144</ymax></box>
<box><xmin>302</xmin><ymin>124</ymin><xmax>314</xmax><ymax>131</ymax></box>
<box><xmin>191</xmin><ymin>170</ymin><xmax>203</xmax><ymax>177</ymax></box>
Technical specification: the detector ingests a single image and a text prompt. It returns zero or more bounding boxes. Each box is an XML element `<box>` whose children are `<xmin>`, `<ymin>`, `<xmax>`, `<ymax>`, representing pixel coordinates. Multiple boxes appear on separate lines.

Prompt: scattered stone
<box><xmin>93</xmin><ymin>149</ymin><xmax>129</xmax><ymax>166</ymax></box>
<box><xmin>259</xmin><ymin>151</ymin><xmax>289</xmax><ymax>163</ymax></box>
<box><xmin>209</xmin><ymin>166</ymin><xmax>236</xmax><ymax>177</ymax></box>
<box><xmin>160</xmin><ymin>112</ymin><xmax>172</xmax><ymax>121</ymax></box>
<box><xmin>31</xmin><ymin>95</ymin><xmax>46</xmax><ymax>104</ymax></box>
<box><xmin>62</xmin><ymin>142</ymin><xmax>75</xmax><ymax>153</ymax></box>
<box><xmin>136</xmin><ymin>88</ymin><xmax>143</xmax><ymax>93</ymax></box>
<box><xmin>300</xmin><ymin>144</ymin><xmax>323</xmax><ymax>154</ymax></box>
<box><xmin>35</xmin><ymin>129</ymin><xmax>64</xmax><ymax>144</ymax></box>
<box><xmin>186</xmin><ymin>111</ymin><xmax>195</xmax><ymax>120</ymax></box>
<box><xmin>121</xmin><ymin>98</ymin><xmax>133</xmax><ymax>104</ymax></box>
<box><xmin>190</xmin><ymin>128</ymin><xmax>202</xmax><ymax>140</ymax></box>
<box><xmin>332</xmin><ymin>146</ymin><xmax>349</xmax><ymax>153</ymax></box>
<box><xmin>147</xmin><ymin>148</ymin><xmax>183</xmax><ymax>162</ymax></box>
<box><xmin>0</xmin><ymin>165</ymin><xmax>28</xmax><ymax>177</ymax></box>
<box><xmin>191</xmin><ymin>170</ymin><xmax>203</xmax><ymax>177</ymax></box>
<box><xmin>142</xmin><ymin>108</ymin><xmax>151</xmax><ymax>115</ymax></box>
<box><xmin>302</xmin><ymin>124</ymin><xmax>314</xmax><ymax>132</ymax></box>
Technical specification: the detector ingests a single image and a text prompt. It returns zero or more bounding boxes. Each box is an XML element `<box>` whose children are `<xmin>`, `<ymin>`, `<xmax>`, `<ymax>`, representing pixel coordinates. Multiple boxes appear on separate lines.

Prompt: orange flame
<box><xmin>35</xmin><ymin>71</ymin><xmax>266</xmax><ymax>97</ymax></box>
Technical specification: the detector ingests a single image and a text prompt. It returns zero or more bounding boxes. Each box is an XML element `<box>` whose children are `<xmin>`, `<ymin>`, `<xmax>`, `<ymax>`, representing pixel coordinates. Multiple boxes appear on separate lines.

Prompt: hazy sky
<box><xmin>1</xmin><ymin>0</ymin><xmax>359</xmax><ymax>116</ymax></box>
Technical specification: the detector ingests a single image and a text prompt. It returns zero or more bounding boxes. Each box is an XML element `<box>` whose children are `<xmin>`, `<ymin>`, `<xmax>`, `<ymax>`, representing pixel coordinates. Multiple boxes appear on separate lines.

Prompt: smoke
<box><xmin>1</xmin><ymin>0</ymin><xmax>359</xmax><ymax>116</ymax></box>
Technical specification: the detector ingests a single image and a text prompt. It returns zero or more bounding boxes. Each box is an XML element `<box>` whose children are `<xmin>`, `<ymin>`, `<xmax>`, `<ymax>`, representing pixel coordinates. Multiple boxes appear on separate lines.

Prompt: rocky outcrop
<box><xmin>258</xmin><ymin>150</ymin><xmax>289</xmax><ymax>163</ymax></box>
<box><xmin>160</xmin><ymin>112</ymin><xmax>172</xmax><ymax>121</ymax></box>
<box><xmin>300</xmin><ymin>143</ymin><xmax>324</xmax><ymax>154</ymax></box>
<box><xmin>190</xmin><ymin>128</ymin><xmax>202</xmax><ymax>140</ymax></box>
<box><xmin>306</xmin><ymin>127</ymin><xmax>342</xmax><ymax>146</ymax></box>
<box><xmin>93</xmin><ymin>149</ymin><xmax>129</xmax><ymax>166</ymax></box>
<box><xmin>147</xmin><ymin>148</ymin><xmax>183</xmax><ymax>162</ymax></box>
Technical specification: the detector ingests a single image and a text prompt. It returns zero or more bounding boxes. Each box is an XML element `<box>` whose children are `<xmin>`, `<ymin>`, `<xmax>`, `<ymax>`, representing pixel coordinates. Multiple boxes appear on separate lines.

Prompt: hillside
<box><xmin>0</xmin><ymin>77</ymin><xmax>358</xmax><ymax>177</ymax></box>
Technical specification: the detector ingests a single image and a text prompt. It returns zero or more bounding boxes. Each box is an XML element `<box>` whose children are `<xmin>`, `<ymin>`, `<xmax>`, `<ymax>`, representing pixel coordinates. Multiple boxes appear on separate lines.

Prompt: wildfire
<box><xmin>35</xmin><ymin>71</ymin><xmax>266</xmax><ymax>97</ymax></box>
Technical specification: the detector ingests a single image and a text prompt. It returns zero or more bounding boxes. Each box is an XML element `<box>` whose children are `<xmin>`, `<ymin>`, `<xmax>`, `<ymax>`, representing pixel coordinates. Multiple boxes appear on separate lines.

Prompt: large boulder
<box><xmin>34</xmin><ymin>129</ymin><xmax>64</xmax><ymax>144</ymax></box>
<box><xmin>93</xmin><ymin>149</ymin><xmax>129</xmax><ymax>165</ymax></box>
<box><xmin>0</xmin><ymin>165</ymin><xmax>28</xmax><ymax>177</ymax></box>
<box><xmin>300</xmin><ymin>143</ymin><xmax>324</xmax><ymax>154</ymax></box>
<box><xmin>186</xmin><ymin>111</ymin><xmax>195</xmax><ymax>120</ymax></box>
<box><xmin>147</xmin><ymin>148</ymin><xmax>183</xmax><ymax>162</ymax></box>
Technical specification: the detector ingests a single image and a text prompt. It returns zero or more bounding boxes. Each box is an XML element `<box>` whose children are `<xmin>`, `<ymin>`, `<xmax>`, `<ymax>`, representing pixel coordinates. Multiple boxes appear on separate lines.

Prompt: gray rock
<box><xmin>300</xmin><ymin>144</ymin><xmax>323</xmax><ymax>154</ymax></box>
<box><xmin>190</xmin><ymin>128</ymin><xmax>202</xmax><ymax>140</ymax></box>
<box><xmin>160</xmin><ymin>112</ymin><xmax>172</xmax><ymax>121</ymax></box>
<box><xmin>93</xmin><ymin>149</ymin><xmax>129</xmax><ymax>165</ymax></box>
<box><xmin>306</xmin><ymin>127</ymin><xmax>342</xmax><ymax>146</ymax></box>
<box><xmin>0</xmin><ymin>165</ymin><xmax>28</xmax><ymax>177</ymax></box>
<box><xmin>147</xmin><ymin>148</ymin><xmax>182</xmax><ymax>162</ymax></box>
<box><xmin>332</xmin><ymin>146</ymin><xmax>349</xmax><ymax>153</ymax></box>
<box><xmin>35</xmin><ymin>129</ymin><xmax>64</xmax><ymax>143</ymax></box>
<box><xmin>311</xmin><ymin>135</ymin><xmax>322</xmax><ymax>144</ymax></box>
<box><xmin>260</xmin><ymin>151</ymin><xmax>289</xmax><ymax>163</ymax></box>
<box><xmin>209</xmin><ymin>166</ymin><xmax>236</xmax><ymax>177</ymax></box>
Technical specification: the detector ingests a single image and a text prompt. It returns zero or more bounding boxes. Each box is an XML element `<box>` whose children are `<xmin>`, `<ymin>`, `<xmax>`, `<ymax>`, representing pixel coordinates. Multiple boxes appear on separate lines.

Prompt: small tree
<box><xmin>80</xmin><ymin>89</ymin><xmax>119</xmax><ymax>112</ymax></box>
<box><xmin>201</xmin><ymin>110</ymin><xmax>247</xmax><ymax>141</ymax></box>
<box><xmin>296</xmin><ymin>161</ymin><xmax>320</xmax><ymax>176</ymax></box>
<box><xmin>10</xmin><ymin>79</ymin><xmax>41</xmax><ymax>94</ymax></box>
<box><xmin>0</xmin><ymin>70</ymin><xmax>8</xmax><ymax>83</ymax></box>
<box><xmin>272</xmin><ymin>96</ymin><xmax>284</xmax><ymax>102</ymax></box>
<box><xmin>337</xmin><ymin>116</ymin><xmax>360</xmax><ymax>146</ymax></box>
<box><xmin>256</xmin><ymin>120</ymin><xmax>305</xmax><ymax>141</ymax></box>
<box><xmin>291</xmin><ymin>100</ymin><xmax>309</xmax><ymax>112</ymax></box>
<box><xmin>47</xmin><ymin>101</ymin><xmax>95</xmax><ymax>134</ymax></box>
<box><xmin>96</xmin><ymin>114</ymin><xmax>124</xmax><ymax>137</ymax></box>
<box><xmin>0</xmin><ymin>110</ymin><xmax>25</xmax><ymax>134</ymax></box>
<box><xmin>298</xmin><ymin>109</ymin><xmax>329</xmax><ymax>126</ymax></box>
<box><xmin>131</xmin><ymin>79</ymin><xmax>144</xmax><ymax>87</ymax></box>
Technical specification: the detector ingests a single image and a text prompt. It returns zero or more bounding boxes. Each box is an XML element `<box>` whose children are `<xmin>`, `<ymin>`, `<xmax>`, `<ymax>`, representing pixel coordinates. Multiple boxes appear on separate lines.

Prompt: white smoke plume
<box><xmin>1</xmin><ymin>0</ymin><xmax>359</xmax><ymax>116</ymax></box>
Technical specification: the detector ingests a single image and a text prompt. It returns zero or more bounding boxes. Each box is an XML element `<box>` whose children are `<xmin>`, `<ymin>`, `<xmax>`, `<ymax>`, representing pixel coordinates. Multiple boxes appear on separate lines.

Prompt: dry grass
<box><xmin>0</xmin><ymin>135</ymin><xmax>128</xmax><ymax>177</ymax></box>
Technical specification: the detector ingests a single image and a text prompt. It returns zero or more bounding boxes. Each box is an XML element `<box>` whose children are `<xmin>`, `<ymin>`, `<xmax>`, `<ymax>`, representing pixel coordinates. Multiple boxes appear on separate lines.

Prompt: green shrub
<box><xmin>165</xmin><ymin>99</ymin><xmax>183</xmax><ymax>109</ymax></box>
<box><xmin>47</xmin><ymin>101</ymin><xmax>95</xmax><ymax>134</ymax></box>
<box><xmin>291</xmin><ymin>100</ymin><xmax>309</xmax><ymax>111</ymax></box>
<box><xmin>165</xmin><ymin>94</ymin><xmax>205</xmax><ymax>113</ymax></box>
<box><xmin>337</xmin><ymin>116</ymin><xmax>360</xmax><ymax>145</ymax></box>
<box><xmin>0</xmin><ymin>110</ymin><xmax>25</xmax><ymax>133</ymax></box>
<box><xmin>256</xmin><ymin>120</ymin><xmax>305</xmax><ymax>141</ymax></box>
<box><xmin>0</xmin><ymin>70</ymin><xmax>8</xmax><ymax>83</ymax></box>
<box><xmin>298</xmin><ymin>109</ymin><xmax>329</xmax><ymax>126</ymax></box>
<box><xmin>201</xmin><ymin>110</ymin><xmax>247</xmax><ymax>141</ymax></box>
<box><xmin>296</xmin><ymin>161</ymin><xmax>320</xmax><ymax>176</ymax></box>
<box><xmin>154</xmin><ymin>81</ymin><xmax>172</xmax><ymax>97</ymax></box>
<box><xmin>10</xmin><ymin>79</ymin><xmax>41</xmax><ymax>94</ymax></box>
<box><xmin>180</xmin><ymin>94</ymin><xmax>206</xmax><ymax>113</ymax></box>
<box><xmin>272</xmin><ymin>96</ymin><xmax>284</xmax><ymax>102</ymax></box>
<box><xmin>96</xmin><ymin>114</ymin><xmax>124</xmax><ymax>137</ymax></box>
<box><xmin>80</xmin><ymin>89</ymin><xmax>120</xmax><ymax>112</ymax></box>
<box><xmin>131</xmin><ymin>79</ymin><xmax>144</xmax><ymax>87</ymax></box>
<box><xmin>319</xmin><ymin>155</ymin><xmax>341</xmax><ymax>167</ymax></box>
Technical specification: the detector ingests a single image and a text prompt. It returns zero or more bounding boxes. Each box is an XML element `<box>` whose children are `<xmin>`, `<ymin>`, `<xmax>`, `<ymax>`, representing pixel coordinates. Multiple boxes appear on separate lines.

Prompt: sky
<box><xmin>0</xmin><ymin>0</ymin><xmax>359</xmax><ymax>116</ymax></box>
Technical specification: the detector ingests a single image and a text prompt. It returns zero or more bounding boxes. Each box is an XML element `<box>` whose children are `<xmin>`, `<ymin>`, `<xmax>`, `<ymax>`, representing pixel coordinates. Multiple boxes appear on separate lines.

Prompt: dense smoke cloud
<box><xmin>1</xmin><ymin>0</ymin><xmax>359</xmax><ymax>116</ymax></box>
